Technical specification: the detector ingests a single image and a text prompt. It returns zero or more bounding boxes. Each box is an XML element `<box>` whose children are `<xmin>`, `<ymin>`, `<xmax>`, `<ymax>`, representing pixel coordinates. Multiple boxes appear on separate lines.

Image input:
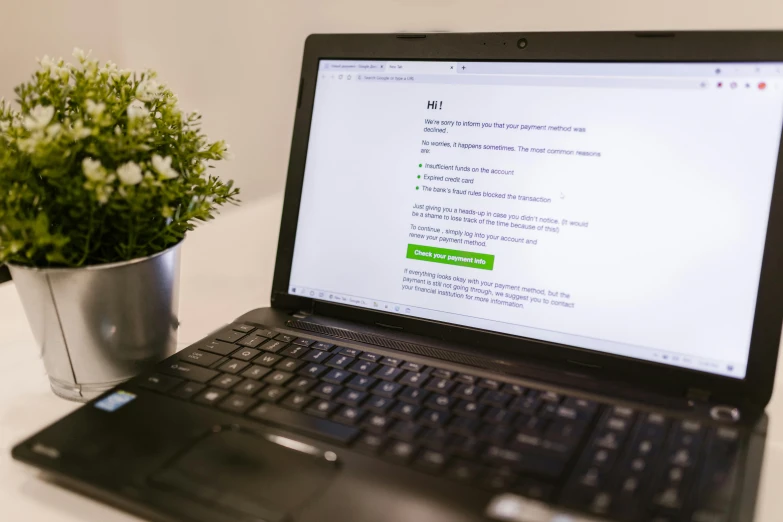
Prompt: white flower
<box><xmin>72</xmin><ymin>120</ymin><xmax>91</xmax><ymax>140</ymax></box>
<box><xmin>116</xmin><ymin>162</ymin><xmax>143</xmax><ymax>185</ymax></box>
<box><xmin>136</xmin><ymin>79</ymin><xmax>161</xmax><ymax>102</ymax></box>
<box><xmin>72</xmin><ymin>47</ymin><xmax>90</xmax><ymax>62</ymax></box>
<box><xmin>39</xmin><ymin>55</ymin><xmax>54</xmax><ymax>73</ymax></box>
<box><xmin>0</xmin><ymin>121</ymin><xmax>8</xmax><ymax>133</ymax></box>
<box><xmin>127</xmin><ymin>100</ymin><xmax>149</xmax><ymax>121</ymax></box>
<box><xmin>51</xmin><ymin>66</ymin><xmax>69</xmax><ymax>82</ymax></box>
<box><xmin>86</xmin><ymin>100</ymin><xmax>106</xmax><ymax>118</ymax></box>
<box><xmin>23</xmin><ymin>105</ymin><xmax>55</xmax><ymax>131</ymax></box>
<box><xmin>151</xmin><ymin>154</ymin><xmax>179</xmax><ymax>179</ymax></box>
<box><xmin>114</xmin><ymin>125</ymin><xmax>122</xmax><ymax>136</ymax></box>
<box><xmin>82</xmin><ymin>158</ymin><xmax>106</xmax><ymax>182</ymax></box>
<box><xmin>46</xmin><ymin>123</ymin><xmax>62</xmax><ymax>137</ymax></box>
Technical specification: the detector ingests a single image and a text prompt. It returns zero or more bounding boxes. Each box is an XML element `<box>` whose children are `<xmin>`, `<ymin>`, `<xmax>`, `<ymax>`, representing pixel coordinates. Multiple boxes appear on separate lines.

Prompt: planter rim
<box><xmin>6</xmin><ymin>239</ymin><xmax>183</xmax><ymax>274</ymax></box>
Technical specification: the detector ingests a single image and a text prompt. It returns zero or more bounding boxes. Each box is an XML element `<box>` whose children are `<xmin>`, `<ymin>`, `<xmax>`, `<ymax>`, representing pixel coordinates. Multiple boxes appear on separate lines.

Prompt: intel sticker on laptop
<box><xmin>94</xmin><ymin>390</ymin><xmax>136</xmax><ymax>412</ymax></box>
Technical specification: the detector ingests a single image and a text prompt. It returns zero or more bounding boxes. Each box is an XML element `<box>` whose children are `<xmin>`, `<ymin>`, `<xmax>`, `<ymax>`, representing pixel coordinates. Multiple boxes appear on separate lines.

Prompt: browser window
<box><xmin>289</xmin><ymin>59</ymin><xmax>783</xmax><ymax>379</ymax></box>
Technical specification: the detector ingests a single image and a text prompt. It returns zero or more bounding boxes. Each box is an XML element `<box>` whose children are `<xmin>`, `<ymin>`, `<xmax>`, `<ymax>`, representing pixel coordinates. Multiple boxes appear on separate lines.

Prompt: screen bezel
<box><xmin>271</xmin><ymin>31</ymin><xmax>783</xmax><ymax>408</ymax></box>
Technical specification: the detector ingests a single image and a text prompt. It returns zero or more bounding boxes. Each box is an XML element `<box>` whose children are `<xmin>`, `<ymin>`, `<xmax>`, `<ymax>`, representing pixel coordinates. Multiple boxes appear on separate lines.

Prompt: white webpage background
<box><xmin>290</xmin><ymin>66</ymin><xmax>783</xmax><ymax>378</ymax></box>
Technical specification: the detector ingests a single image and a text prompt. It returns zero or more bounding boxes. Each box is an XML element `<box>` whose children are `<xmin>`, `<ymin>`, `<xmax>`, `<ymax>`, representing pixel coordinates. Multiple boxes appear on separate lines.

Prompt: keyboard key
<box><xmin>336</xmin><ymin>389</ymin><xmax>366</xmax><ymax>407</ymax></box>
<box><xmin>375</xmin><ymin>366</ymin><xmax>403</xmax><ymax>381</ymax></box>
<box><xmin>232</xmin><ymin>324</ymin><xmax>256</xmax><ymax>333</ymax></box>
<box><xmin>232</xmin><ymin>348</ymin><xmax>261</xmax><ymax>361</ymax></box>
<box><xmin>339</xmin><ymin>347</ymin><xmax>362</xmax><ymax>357</ymax></box>
<box><xmin>401</xmin><ymin>361</ymin><xmax>425</xmax><ymax>372</ymax></box>
<box><xmin>256</xmin><ymin>353</ymin><xmax>283</xmax><ymax>367</ymax></box>
<box><xmin>399</xmin><ymin>371</ymin><xmax>426</xmax><ymax>387</ymax></box>
<box><xmin>425</xmin><ymin>377</ymin><xmax>455</xmax><ymax>394</ymax></box>
<box><xmin>253</xmin><ymin>328</ymin><xmax>276</xmax><ymax>339</ymax></box>
<box><xmin>219</xmin><ymin>359</ymin><xmax>250</xmax><ymax>374</ymax></box>
<box><xmin>354</xmin><ymin>433</ymin><xmax>386</xmax><ymax>454</ymax></box>
<box><xmin>347</xmin><ymin>374</ymin><xmax>376</xmax><ymax>391</ymax></box>
<box><xmin>219</xmin><ymin>394</ymin><xmax>257</xmax><ymax>414</ymax></box>
<box><xmin>420</xmin><ymin>409</ymin><xmax>450</xmax><ymax>428</ymax></box>
<box><xmin>420</xmin><ymin>428</ymin><xmax>450</xmax><ymax>451</ymax></box>
<box><xmin>247</xmin><ymin>403</ymin><xmax>358</xmax><ymax>445</ymax></box>
<box><xmin>380</xmin><ymin>356</ymin><xmax>403</xmax><ymax>367</ymax></box>
<box><xmin>399</xmin><ymin>387</ymin><xmax>428</xmax><ymax>404</ymax></box>
<box><xmin>447</xmin><ymin>460</ymin><xmax>482</xmax><ymax>481</ymax></box>
<box><xmin>483</xmin><ymin>407</ymin><xmax>515</xmax><ymax>425</ymax></box>
<box><xmin>170</xmin><ymin>381</ymin><xmax>205</xmax><ymax>399</ymax></box>
<box><xmin>503</xmin><ymin>383</ymin><xmax>526</xmax><ymax>395</ymax></box>
<box><xmin>264</xmin><ymin>371</ymin><xmax>294</xmax><ymax>386</ymax></box>
<box><xmin>366</xmin><ymin>395</ymin><xmax>394</xmax><ymax>413</ymax></box>
<box><xmin>288</xmin><ymin>376</ymin><xmax>317</xmax><ymax>392</ymax></box>
<box><xmin>293</xmin><ymin>338</ymin><xmax>316</xmax><ymax>347</ymax></box>
<box><xmin>509</xmin><ymin>395</ymin><xmax>541</xmax><ymax>415</ymax></box>
<box><xmin>373</xmin><ymin>381</ymin><xmax>402</xmax><ymax>398</ymax></box>
<box><xmin>276</xmin><ymin>358</ymin><xmax>305</xmax><ymax>372</ymax></box>
<box><xmin>312</xmin><ymin>382</ymin><xmax>340</xmax><ymax>400</ymax></box>
<box><xmin>447</xmin><ymin>416</ymin><xmax>481</xmax><ymax>436</ymax></box>
<box><xmin>390</xmin><ymin>402</ymin><xmax>420</xmax><ymax>421</ymax></box>
<box><xmin>334</xmin><ymin>406</ymin><xmax>365</xmax><ymax>425</ymax></box>
<box><xmin>280</xmin><ymin>344</ymin><xmax>308</xmax><ymax>358</ymax></box>
<box><xmin>481</xmin><ymin>467</ymin><xmax>516</xmax><ymax>490</ymax></box>
<box><xmin>539</xmin><ymin>390</ymin><xmax>561</xmax><ymax>403</ymax></box>
<box><xmin>194</xmin><ymin>387</ymin><xmax>229</xmax><ymax>406</ymax></box>
<box><xmin>326</xmin><ymin>354</ymin><xmax>354</xmax><ymax>369</ymax></box>
<box><xmin>300</xmin><ymin>363</ymin><xmax>328</xmax><ymax>378</ymax></box>
<box><xmin>350</xmin><ymin>360</ymin><xmax>378</xmax><ymax>376</ymax></box>
<box><xmin>234</xmin><ymin>379</ymin><xmax>265</xmax><ymax>396</ymax></box>
<box><xmin>275</xmin><ymin>333</ymin><xmax>296</xmax><ymax>343</ymax></box>
<box><xmin>516</xmin><ymin>415</ymin><xmax>548</xmax><ymax>436</ymax></box>
<box><xmin>139</xmin><ymin>374</ymin><xmax>182</xmax><ymax>392</ymax></box>
<box><xmin>312</xmin><ymin>341</ymin><xmax>334</xmax><ymax>351</ymax></box>
<box><xmin>302</xmin><ymin>350</ymin><xmax>330</xmax><ymax>363</ymax></box>
<box><xmin>199</xmin><ymin>339</ymin><xmax>238</xmax><ymax>356</ymax></box>
<box><xmin>612</xmin><ymin>405</ymin><xmax>635</xmax><ymax>418</ymax></box>
<box><xmin>478</xmin><ymin>378</ymin><xmax>501</xmax><ymax>390</ymax></box>
<box><xmin>454</xmin><ymin>383</ymin><xmax>483</xmax><ymax>400</ymax></box>
<box><xmin>181</xmin><ymin>351</ymin><xmax>222</xmax><ymax>367</ymax></box>
<box><xmin>323</xmin><ymin>369</ymin><xmax>351</xmax><ymax>384</ymax></box>
<box><xmin>216</xmin><ymin>329</ymin><xmax>246</xmax><ymax>343</ymax></box>
<box><xmin>478</xmin><ymin>424</ymin><xmax>513</xmax><ymax>445</ymax></box>
<box><xmin>384</xmin><ymin>440</ymin><xmax>416</xmax><ymax>463</ymax></box>
<box><xmin>280</xmin><ymin>392</ymin><xmax>313</xmax><ymax>411</ymax></box>
<box><xmin>431</xmin><ymin>369</ymin><xmax>454</xmax><ymax>379</ymax></box>
<box><xmin>448</xmin><ymin>436</ymin><xmax>482</xmax><ymax>459</ymax></box>
<box><xmin>390</xmin><ymin>421</ymin><xmax>421</xmax><ymax>441</ymax></box>
<box><xmin>484</xmin><ymin>447</ymin><xmax>566</xmax><ymax>479</ymax></box>
<box><xmin>414</xmin><ymin>449</ymin><xmax>448</xmax><ymax>473</ymax></box>
<box><xmin>211</xmin><ymin>374</ymin><xmax>243</xmax><ymax>389</ymax></box>
<box><xmin>425</xmin><ymin>394</ymin><xmax>456</xmax><ymax>411</ymax></box>
<box><xmin>359</xmin><ymin>352</ymin><xmax>381</xmax><ymax>362</ymax></box>
<box><xmin>455</xmin><ymin>374</ymin><xmax>477</xmax><ymax>384</ymax></box>
<box><xmin>240</xmin><ymin>365</ymin><xmax>271</xmax><ymax>380</ymax></box>
<box><xmin>480</xmin><ymin>390</ymin><xmax>512</xmax><ymax>408</ymax></box>
<box><xmin>562</xmin><ymin>397</ymin><xmax>598</xmax><ymax>416</ymax></box>
<box><xmin>454</xmin><ymin>400</ymin><xmax>483</xmax><ymax>418</ymax></box>
<box><xmin>259</xmin><ymin>340</ymin><xmax>287</xmax><ymax>353</ymax></box>
<box><xmin>237</xmin><ymin>336</ymin><xmax>264</xmax><ymax>348</ymax></box>
<box><xmin>306</xmin><ymin>399</ymin><xmax>339</xmax><ymax>418</ymax></box>
<box><xmin>257</xmin><ymin>385</ymin><xmax>288</xmax><ymax>402</ymax></box>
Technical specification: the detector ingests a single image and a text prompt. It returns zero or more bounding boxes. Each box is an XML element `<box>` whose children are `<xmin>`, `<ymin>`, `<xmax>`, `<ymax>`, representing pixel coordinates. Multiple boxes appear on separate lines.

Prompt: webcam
<box><xmin>517</xmin><ymin>38</ymin><xmax>528</xmax><ymax>49</ymax></box>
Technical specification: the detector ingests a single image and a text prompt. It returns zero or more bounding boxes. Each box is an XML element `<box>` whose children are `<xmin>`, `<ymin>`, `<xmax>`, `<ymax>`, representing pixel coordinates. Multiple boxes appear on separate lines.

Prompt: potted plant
<box><xmin>0</xmin><ymin>49</ymin><xmax>238</xmax><ymax>401</ymax></box>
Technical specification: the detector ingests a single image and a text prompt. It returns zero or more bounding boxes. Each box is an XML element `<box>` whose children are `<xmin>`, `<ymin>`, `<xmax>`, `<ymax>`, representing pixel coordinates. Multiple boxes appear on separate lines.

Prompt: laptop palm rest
<box><xmin>149</xmin><ymin>429</ymin><xmax>338</xmax><ymax>521</ymax></box>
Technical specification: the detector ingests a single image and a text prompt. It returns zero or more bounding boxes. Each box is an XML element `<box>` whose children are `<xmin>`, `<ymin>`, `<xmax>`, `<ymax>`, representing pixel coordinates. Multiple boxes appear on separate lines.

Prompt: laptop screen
<box><xmin>289</xmin><ymin>59</ymin><xmax>783</xmax><ymax>379</ymax></box>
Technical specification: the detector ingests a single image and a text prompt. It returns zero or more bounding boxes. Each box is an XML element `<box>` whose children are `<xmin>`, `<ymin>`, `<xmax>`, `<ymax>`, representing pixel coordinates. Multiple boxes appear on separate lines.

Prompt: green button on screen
<box><xmin>406</xmin><ymin>244</ymin><xmax>495</xmax><ymax>271</ymax></box>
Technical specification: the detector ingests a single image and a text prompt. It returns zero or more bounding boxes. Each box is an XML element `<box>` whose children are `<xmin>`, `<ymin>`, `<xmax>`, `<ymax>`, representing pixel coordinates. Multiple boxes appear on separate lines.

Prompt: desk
<box><xmin>1</xmin><ymin>198</ymin><xmax>781</xmax><ymax>520</ymax></box>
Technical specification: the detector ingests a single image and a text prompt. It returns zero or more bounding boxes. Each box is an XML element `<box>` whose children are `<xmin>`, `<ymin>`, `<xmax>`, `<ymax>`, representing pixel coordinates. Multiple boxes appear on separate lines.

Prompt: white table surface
<box><xmin>1</xmin><ymin>198</ymin><xmax>782</xmax><ymax>520</ymax></box>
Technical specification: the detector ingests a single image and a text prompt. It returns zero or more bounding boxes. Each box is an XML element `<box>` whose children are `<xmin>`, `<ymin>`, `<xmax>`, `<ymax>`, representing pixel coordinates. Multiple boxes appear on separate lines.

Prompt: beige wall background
<box><xmin>2</xmin><ymin>0</ymin><xmax>783</xmax><ymax>206</ymax></box>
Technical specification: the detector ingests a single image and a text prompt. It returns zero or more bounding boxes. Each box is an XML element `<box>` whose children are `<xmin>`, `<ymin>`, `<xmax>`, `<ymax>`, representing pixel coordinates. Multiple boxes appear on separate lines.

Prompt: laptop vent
<box><xmin>287</xmin><ymin>319</ymin><xmax>516</xmax><ymax>374</ymax></box>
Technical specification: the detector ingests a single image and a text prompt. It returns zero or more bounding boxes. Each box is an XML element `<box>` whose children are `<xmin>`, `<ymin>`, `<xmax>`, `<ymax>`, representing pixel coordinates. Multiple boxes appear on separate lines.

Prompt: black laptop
<box><xmin>13</xmin><ymin>32</ymin><xmax>783</xmax><ymax>522</ymax></box>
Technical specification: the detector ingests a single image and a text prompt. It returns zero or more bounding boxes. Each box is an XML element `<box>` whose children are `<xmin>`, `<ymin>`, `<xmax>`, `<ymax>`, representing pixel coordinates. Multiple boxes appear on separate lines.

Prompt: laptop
<box><xmin>12</xmin><ymin>31</ymin><xmax>783</xmax><ymax>522</ymax></box>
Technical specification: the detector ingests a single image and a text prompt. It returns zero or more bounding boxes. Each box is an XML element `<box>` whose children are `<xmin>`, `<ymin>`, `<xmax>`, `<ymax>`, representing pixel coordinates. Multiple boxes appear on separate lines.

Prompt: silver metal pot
<box><xmin>9</xmin><ymin>242</ymin><xmax>181</xmax><ymax>402</ymax></box>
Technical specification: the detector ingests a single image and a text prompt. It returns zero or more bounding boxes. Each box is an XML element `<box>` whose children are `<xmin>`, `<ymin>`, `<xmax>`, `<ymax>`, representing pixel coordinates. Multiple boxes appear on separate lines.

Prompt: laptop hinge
<box><xmin>686</xmin><ymin>387</ymin><xmax>711</xmax><ymax>403</ymax></box>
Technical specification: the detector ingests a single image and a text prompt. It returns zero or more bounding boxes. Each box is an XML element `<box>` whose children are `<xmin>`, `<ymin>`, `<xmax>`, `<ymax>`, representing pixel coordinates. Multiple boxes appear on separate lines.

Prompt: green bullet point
<box><xmin>416</xmin><ymin>186</ymin><xmax>419</xmax><ymax>190</ymax></box>
<box><xmin>417</xmin><ymin>175</ymin><xmax>421</xmax><ymax>179</ymax></box>
<box><xmin>418</xmin><ymin>163</ymin><xmax>422</xmax><ymax>167</ymax></box>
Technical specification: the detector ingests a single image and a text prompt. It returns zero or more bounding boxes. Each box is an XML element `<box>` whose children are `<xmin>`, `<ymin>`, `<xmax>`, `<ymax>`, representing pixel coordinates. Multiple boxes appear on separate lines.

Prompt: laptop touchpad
<box><xmin>150</xmin><ymin>429</ymin><xmax>339</xmax><ymax>521</ymax></box>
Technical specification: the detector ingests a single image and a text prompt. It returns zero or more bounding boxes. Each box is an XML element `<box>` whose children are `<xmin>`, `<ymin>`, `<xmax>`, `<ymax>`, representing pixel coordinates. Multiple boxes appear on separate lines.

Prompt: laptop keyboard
<box><xmin>138</xmin><ymin>323</ymin><xmax>741</xmax><ymax>522</ymax></box>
